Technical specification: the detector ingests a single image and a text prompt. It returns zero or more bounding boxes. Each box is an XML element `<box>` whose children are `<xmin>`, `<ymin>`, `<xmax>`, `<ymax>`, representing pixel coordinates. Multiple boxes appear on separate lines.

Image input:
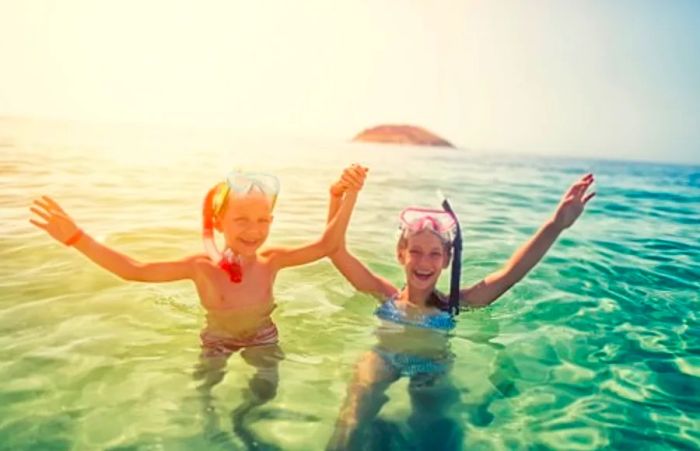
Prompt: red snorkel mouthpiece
<box><xmin>219</xmin><ymin>250</ymin><xmax>243</xmax><ymax>283</ymax></box>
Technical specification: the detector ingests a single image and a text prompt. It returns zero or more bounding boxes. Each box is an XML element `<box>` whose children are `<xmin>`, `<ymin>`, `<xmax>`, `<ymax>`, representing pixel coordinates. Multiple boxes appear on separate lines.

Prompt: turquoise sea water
<box><xmin>1</xmin><ymin>119</ymin><xmax>699</xmax><ymax>450</ymax></box>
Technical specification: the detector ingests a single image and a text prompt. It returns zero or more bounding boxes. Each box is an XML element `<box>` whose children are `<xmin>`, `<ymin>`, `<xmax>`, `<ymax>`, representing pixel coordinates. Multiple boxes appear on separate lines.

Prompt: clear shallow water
<box><xmin>1</xmin><ymin>118</ymin><xmax>699</xmax><ymax>450</ymax></box>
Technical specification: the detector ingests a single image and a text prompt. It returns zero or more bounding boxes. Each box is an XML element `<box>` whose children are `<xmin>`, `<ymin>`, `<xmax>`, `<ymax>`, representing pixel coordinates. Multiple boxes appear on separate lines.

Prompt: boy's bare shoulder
<box><xmin>188</xmin><ymin>254</ymin><xmax>217</xmax><ymax>271</ymax></box>
<box><xmin>258</xmin><ymin>247</ymin><xmax>283</xmax><ymax>261</ymax></box>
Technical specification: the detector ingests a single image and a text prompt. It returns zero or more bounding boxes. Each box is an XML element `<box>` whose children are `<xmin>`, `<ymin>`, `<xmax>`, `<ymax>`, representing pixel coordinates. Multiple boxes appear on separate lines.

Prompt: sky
<box><xmin>1</xmin><ymin>0</ymin><xmax>699</xmax><ymax>163</ymax></box>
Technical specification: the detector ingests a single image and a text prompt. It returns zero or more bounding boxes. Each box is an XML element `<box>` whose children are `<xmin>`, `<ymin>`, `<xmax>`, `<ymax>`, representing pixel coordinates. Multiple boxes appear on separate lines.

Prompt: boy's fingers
<box><xmin>30</xmin><ymin>206</ymin><xmax>51</xmax><ymax>222</ymax></box>
<box><xmin>29</xmin><ymin>218</ymin><xmax>47</xmax><ymax>230</ymax></box>
<box><xmin>33</xmin><ymin>198</ymin><xmax>51</xmax><ymax>212</ymax></box>
<box><xmin>42</xmin><ymin>195</ymin><xmax>66</xmax><ymax>214</ymax></box>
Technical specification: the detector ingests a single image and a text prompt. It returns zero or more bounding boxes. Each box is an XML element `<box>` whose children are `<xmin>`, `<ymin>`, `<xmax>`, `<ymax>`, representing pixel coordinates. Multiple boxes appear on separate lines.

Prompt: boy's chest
<box><xmin>198</xmin><ymin>262</ymin><xmax>276</xmax><ymax>310</ymax></box>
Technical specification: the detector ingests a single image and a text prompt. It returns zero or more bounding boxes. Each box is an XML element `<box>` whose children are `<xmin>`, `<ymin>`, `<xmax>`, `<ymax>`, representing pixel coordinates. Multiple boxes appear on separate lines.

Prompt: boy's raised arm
<box><xmin>265</xmin><ymin>165</ymin><xmax>364</xmax><ymax>271</ymax></box>
<box><xmin>30</xmin><ymin>196</ymin><xmax>197</xmax><ymax>282</ymax></box>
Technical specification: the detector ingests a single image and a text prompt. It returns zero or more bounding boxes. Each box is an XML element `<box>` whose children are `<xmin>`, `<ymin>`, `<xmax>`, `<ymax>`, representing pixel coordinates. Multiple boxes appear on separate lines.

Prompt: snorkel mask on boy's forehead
<box><xmin>202</xmin><ymin>171</ymin><xmax>280</xmax><ymax>283</ymax></box>
<box><xmin>398</xmin><ymin>199</ymin><xmax>463</xmax><ymax>316</ymax></box>
<box><xmin>211</xmin><ymin>172</ymin><xmax>280</xmax><ymax>216</ymax></box>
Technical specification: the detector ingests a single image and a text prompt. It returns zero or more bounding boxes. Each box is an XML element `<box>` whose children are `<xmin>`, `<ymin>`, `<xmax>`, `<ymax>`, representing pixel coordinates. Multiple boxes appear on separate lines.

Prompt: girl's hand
<box><xmin>330</xmin><ymin>164</ymin><xmax>368</xmax><ymax>197</ymax></box>
<box><xmin>552</xmin><ymin>173</ymin><xmax>596</xmax><ymax>230</ymax></box>
<box><xmin>29</xmin><ymin>196</ymin><xmax>82</xmax><ymax>245</ymax></box>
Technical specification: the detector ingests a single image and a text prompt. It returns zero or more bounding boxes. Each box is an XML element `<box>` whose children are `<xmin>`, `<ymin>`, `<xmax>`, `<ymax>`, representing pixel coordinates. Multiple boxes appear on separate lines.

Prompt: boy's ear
<box><xmin>214</xmin><ymin>215</ymin><xmax>224</xmax><ymax>232</ymax></box>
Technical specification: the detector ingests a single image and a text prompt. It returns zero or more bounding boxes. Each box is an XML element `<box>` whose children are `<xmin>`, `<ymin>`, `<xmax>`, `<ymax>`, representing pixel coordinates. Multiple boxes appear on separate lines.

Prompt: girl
<box><xmin>325</xmin><ymin>169</ymin><xmax>595</xmax><ymax>450</ymax></box>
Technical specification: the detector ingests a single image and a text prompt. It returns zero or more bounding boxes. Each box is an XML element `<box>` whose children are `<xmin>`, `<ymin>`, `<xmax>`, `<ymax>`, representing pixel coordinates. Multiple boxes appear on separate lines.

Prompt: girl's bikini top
<box><xmin>375</xmin><ymin>296</ymin><xmax>455</xmax><ymax>331</ymax></box>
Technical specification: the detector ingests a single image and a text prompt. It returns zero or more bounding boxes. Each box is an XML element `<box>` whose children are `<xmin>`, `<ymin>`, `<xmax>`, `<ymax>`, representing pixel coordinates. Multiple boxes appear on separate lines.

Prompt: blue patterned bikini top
<box><xmin>375</xmin><ymin>297</ymin><xmax>456</xmax><ymax>331</ymax></box>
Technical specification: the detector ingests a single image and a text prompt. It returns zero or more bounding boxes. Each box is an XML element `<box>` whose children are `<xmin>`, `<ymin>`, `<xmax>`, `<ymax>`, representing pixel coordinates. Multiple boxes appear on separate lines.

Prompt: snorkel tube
<box><xmin>202</xmin><ymin>182</ymin><xmax>243</xmax><ymax>283</ymax></box>
<box><xmin>441</xmin><ymin>198</ymin><xmax>462</xmax><ymax>316</ymax></box>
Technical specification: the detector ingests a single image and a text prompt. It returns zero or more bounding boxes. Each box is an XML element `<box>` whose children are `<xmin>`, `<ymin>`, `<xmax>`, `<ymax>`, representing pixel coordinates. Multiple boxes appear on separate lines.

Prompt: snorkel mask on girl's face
<box><xmin>399</xmin><ymin>207</ymin><xmax>457</xmax><ymax>243</ymax></box>
<box><xmin>202</xmin><ymin>171</ymin><xmax>280</xmax><ymax>283</ymax></box>
<box><xmin>398</xmin><ymin>202</ymin><xmax>463</xmax><ymax>316</ymax></box>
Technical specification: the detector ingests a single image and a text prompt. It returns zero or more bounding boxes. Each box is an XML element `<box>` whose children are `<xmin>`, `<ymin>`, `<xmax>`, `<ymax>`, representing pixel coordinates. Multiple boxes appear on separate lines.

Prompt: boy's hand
<box><xmin>552</xmin><ymin>173</ymin><xmax>595</xmax><ymax>230</ymax></box>
<box><xmin>330</xmin><ymin>164</ymin><xmax>368</xmax><ymax>197</ymax></box>
<box><xmin>29</xmin><ymin>196</ymin><xmax>82</xmax><ymax>245</ymax></box>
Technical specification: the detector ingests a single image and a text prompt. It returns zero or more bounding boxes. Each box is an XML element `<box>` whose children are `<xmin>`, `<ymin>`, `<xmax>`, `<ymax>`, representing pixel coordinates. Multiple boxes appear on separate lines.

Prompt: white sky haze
<box><xmin>1</xmin><ymin>0</ymin><xmax>699</xmax><ymax>163</ymax></box>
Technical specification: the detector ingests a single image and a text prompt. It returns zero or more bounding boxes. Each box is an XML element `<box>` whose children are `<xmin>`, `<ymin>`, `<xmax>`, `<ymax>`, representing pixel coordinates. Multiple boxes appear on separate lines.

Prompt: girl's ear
<box><xmin>442</xmin><ymin>255</ymin><xmax>451</xmax><ymax>269</ymax></box>
<box><xmin>442</xmin><ymin>246</ymin><xmax>452</xmax><ymax>269</ymax></box>
<box><xmin>396</xmin><ymin>247</ymin><xmax>406</xmax><ymax>264</ymax></box>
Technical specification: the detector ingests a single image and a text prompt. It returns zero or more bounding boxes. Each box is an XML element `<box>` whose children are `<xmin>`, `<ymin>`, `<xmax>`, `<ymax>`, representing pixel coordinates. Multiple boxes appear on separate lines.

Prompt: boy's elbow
<box><xmin>319</xmin><ymin>233</ymin><xmax>341</xmax><ymax>255</ymax></box>
<box><xmin>119</xmin><ymin>271</ymin><xmax>140</xmax><ymax>282</ymax></box>
<box><xmin>120</xmin><ymin>262</ymin><xmax>146</xmax><ymax>282</ymax></box>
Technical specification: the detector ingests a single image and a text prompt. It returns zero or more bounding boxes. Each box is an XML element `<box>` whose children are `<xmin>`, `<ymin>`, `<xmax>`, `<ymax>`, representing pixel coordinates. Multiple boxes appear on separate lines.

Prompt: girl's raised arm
<box><xmin>460</xmin><ymin>173</ymin><xmax>595</xmax><ymax>307</ymax></box>
<box><xmin>326</xmin><ymin>166</ymin><xmax>398</xmax><ymax>300</ymax></box>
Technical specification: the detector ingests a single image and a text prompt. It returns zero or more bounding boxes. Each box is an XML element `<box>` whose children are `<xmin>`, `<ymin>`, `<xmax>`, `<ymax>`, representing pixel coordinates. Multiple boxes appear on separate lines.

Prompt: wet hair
<box><xmin>427</xmin><ymin>290</ymin><xmax>452</xmax><ymax>312</ymax></box>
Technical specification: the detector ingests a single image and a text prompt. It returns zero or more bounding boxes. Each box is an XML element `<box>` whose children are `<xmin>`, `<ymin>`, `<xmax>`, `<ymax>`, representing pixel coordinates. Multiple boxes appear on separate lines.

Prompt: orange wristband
<box><xmin>64</xmin><ymin>229</ymin><xmax>84</xmax><ymax>246</ymax></box>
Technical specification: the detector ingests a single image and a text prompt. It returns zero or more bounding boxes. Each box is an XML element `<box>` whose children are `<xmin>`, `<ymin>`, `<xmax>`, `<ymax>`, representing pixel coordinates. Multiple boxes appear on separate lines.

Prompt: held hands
<box><xmin>29</xmin><ymin>196</ymin><xmax>83</xmax><ymax>246</ymax></box>
<box><xmin>330</xmin><ymin>164</ymin><xmax>368</xmax><ymax>197</ymax></box>
<box><xmin>552</xmin><ymin>173</ymin><xmax>596</xmax><ymax>230</ymax></box>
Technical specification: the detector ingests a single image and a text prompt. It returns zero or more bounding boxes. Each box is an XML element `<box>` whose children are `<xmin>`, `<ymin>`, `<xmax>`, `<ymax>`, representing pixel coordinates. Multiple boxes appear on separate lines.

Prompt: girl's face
<box><xmin>218</xmin><ymin>193</ymin><xmax>273</xmax><ymax>256</ymax></box>
<box><xmin>398</xmin><ymin>230</ymin><xmax>450</xmax><ymax>291</ymax></box>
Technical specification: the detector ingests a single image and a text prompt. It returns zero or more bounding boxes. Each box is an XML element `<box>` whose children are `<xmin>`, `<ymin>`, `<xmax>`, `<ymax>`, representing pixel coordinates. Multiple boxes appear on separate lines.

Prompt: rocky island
<box><xmin>352</xmin><ymin>124</ymin><xmax>454</xmax><ymax>148</ymax></box>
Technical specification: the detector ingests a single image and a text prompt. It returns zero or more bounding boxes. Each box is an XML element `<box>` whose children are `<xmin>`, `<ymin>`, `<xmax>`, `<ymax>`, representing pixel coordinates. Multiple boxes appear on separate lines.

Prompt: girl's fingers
<box><xmin>342</xmin><ymin>172</ymin><xmax>364</xmax><ymax>186</ymax></box>
<box><xmin>30</xmin><ymin>206</ymin><xmax>51</xmax><ymax>222</ymax></box>
<box><xmin>345</xmin><ymin>167</ymin><xmax>363</xmax><ymax>180</ymax></box>
<box><xmin>571</xmin><ymin>178</ymin><xmax>594</xmax><ymax>198</ymax></box>
<box><xmin>583</xmin><ymin>192</ymin><xmax>596</xmax><ymax>204</ymax></box>
<box><xmin>572</xmin><ymin>183</ymin><xmax>590</xmax><ymax>198</ymax></box>
<box><xmin>29</xmin><ymin>218</ymin><xmax>47</xmax><ymax>230</ymax></box>
<box><xmin>350</xmin><ymin>167</ymin><xmax>368</xmax><ymax>183</ymax></box>
<box><xmin>348</xmin><ymin>165</ymin><xmax>368</xmax><ymax>178</ymax></box>
<box><xmin>343</xmin><ymin>180</ymin><xmax>363</xmax><ymax>191</ymax></box>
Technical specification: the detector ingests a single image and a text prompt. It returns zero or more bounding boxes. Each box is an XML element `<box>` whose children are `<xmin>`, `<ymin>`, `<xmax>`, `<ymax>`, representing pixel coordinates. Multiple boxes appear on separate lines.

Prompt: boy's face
<box><xmin>218</xmin><ymin>193</ymin><xmax>273</xmax><ymax>256</ymax></box>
